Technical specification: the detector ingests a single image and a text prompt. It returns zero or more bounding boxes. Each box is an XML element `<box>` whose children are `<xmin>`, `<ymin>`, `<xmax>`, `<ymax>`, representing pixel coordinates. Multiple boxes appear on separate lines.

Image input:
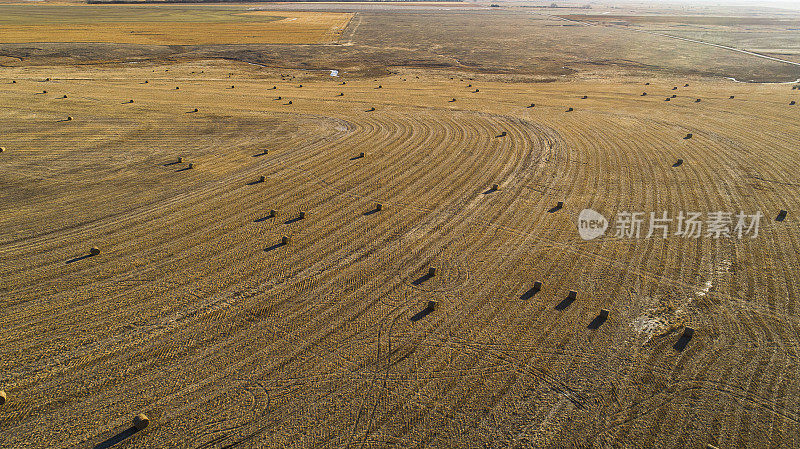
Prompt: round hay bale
<box><xmin>474</xmin><ymin>89</ymin><xmax>479</xmax><ymax>93</ymax></box>
<box><xmin>66</xmin><ymin>116</ymin><xmax>73</xmax><ymax>121</ymax></box>
<box><xmin>262</xmin><ymin>149</ymin><xmax>269</xmax><ymax>154</ymax></box>
<box><xmin>277</xmin><ymin>96</ymin><xmax>282</xmax><ymax>100</ymax></box>
<box><xmin>645</xmin><ymin>82</ymin><xmax>650</xmax><ymax>85</ymax></box>
<box><xmin>684</xmin><ymin>83</ymin><xmax>690</xmax><ymax>87</ymax></box>
<box><xmin>298</xmin><ymin>84</ymin><xmax>303</xmax><ymax>88</ymax></box>
<box><xmin>144</xmin><ymin>80</ymin><xmax>148</xmax><ymax>83</ymax></box>
<box><xmin>0</xmin><ymin>390</ymin><xmax>5</xmax><ymax>405</ymax></box>
<box><xmin>133</xmin><ymin>413</ymin><xmax>149</xmax><ymax>430</ymax></box>
<box><xmin>0</xmin><ymin>146</ymin><xmax>5</xmax><ymax>153</ymax></box>
<box><xmin>492</xmin><ymin>183</ymin><xmax>499</xmax><ymax>190</ymax></box>
<box><xmin>258</xmin><ymin>175</ymin><xmax>266</xmax><ymax>183</ymax></box>
<box><xmin>528</xmin><ymin>103</ymin><xmax>535</xmax><ymax>107</ymax></box>
<box><xmin>298</xmin><ymin>211</ymin><xmax>306</xmax><ymax>219</ymax></box>
<box><xmin>287</xmin><ymin>101</ymin><xmax>292</xmax><ymax>105</ymax></box>
<box><xmin>282</xmin><ymin>236</ymin><xmax>290</xmax><ymax>245</ymax></box>
<box><xmin>641</xmin><ymin>92</ymin><xmax>647</xmax><ymax>96</ymax></box>
<box><xmin>359</xmin><ymin>152</ymin><xmax>365</xmax><ymax>158</ymax></box>
<box><xmin>695</xmin><ymin>98</ymin><xmax>701</xmax><ymax>102</ymax></box>
<box><xmin>45</xmin><ymin>77</ymin><xmax>50</xmax><ymax>81</ymax></box>
<box><xmin>665</xmin><ymin>98</ymin><xmax>670</xmax><ymax>101</ymax></box>
<box><xmin>177</xmin><ymin>157</ymin><xmax>183</xmax><ymax>163</ymax></box>
<box><xmin>338</xmin><ymin>92</ymin><xmax>344</xmax><ymax>96</ymax></box>
<box><xmin>231</xmin><ymin>85</ymin><xmax>235</xmax><ymax>89</ymax></box>
<box><xmin>791</xmin><ymin>101</ymin><xmax>796</xmax><ymax>105</ymax></box>
<box><xmin>269</xmin><ymin>209</ymin><xmax>276</xmax><ymax>217</ymax></box>
<box><xmin>671</xmin><ymin>94</ymin><xmax>677</xmax><ymax>98</ymax></box>
<box><xmin>377</xmin><ymin>85</ymin><xmax>382</xmax><ymax>88</ymax></box>
<box><xmin>566</xmin><ymin>107</ymin><xmax>573</xmax><ymax>111</ymax></box>
<box><xmin>581</xmin><ymin>95</ymin><xmax>588</xmax><ymax>99</ymax></box>
<box><xmin>729</xmin><ymin>95</ymin><xmax>735</xmax><ymax>99</ymax></box>
<box><xmin>672</xmin><ymin>86</ymin><xmax>677</xmax><ymax>90</ymax></box>
<box><xmin>188</xmin><ymin>163</ymin><xmax>194</xmax><ymax>169</ymax></box>
<box><xmin>43</xmin><ymin>90</ymin><xmax>47</xmax><ymax>94</ymax></box>
<box><xmin>467</xmin><ymin>84</ymin><xmax>472</xmax><ymax>87</ymax></box>
<box><xmin>193</xmin><ymin>108</ymin><xmax>198</xmax><ymax>112</ymax></box>
<box><xmin>375</xmin><ymin>203</ymin><xmax>383</xmax><ymax>211</ymax></box>
<box><xmin>90</xmin><ymin>247</ymin><xmax>101</xmax><ymax>256</ymax></box>
<box><xmin>11</xmin><ymin>80</ymin><xmax>15</xmax><ymax>84</ymax></box>
<box><xmin>684</xmin><ymin>133</ymin><xmax>693</xmax><ymax>139</ymax></box>
<box><xmin>175</xmin><ymin>86</ymin><xmax>179</xmax><ymax>90</ymax></box>
<box><xmin>129</xmin><ymin>99</ymin><xmax>133</xmax><ymax>103</ymax></box>
<box><xmin>62</xmin><ymin>94</ymin><xmax>67</xmax><ymax>98</ymax></box>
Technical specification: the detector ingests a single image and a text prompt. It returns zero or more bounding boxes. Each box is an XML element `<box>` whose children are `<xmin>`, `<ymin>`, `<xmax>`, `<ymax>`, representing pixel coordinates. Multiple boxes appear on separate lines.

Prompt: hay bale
<box><xmin>557</xmin><ymin>201</ymin><xmax>564</xmax><ymax>208</ymax></box>
<box><xmin>695</xmin><ymin>98</ymin><xmax>701</xmax><ymax>102</ymax></box>
<box><xmin>684</xmin><ymin>83</ymin><xmax>690</xmax><ymax>87</ymax></box>
<box><xmin>298</xmin><ymin>84</ymin><xmax>303</xmax><ymax>88</ymax></box>
<box><xmin>193</xmin><ymin>108</ymin><xmax>198</xmax><ymax>112</ymax></box>
<box><xmin>258</xmin><ymin>175</ymin><xmax>266</xmax><ymax>183</ymax></box>
<box><xmin>528</xmin><ymin>103</ymin><xmax>535</xmax><ymax>107</ymax></box>
<box><xmin>66</xmin><ymin>116</ymin><xmax>73</xmax><ymax>121</ymax></box>
<box><xmin>0</xmin><ymin>147</ymin><xmax>4</xmax><ymax>153</ymax></box>
<box><xmin>581</xmin><ymin>95</ymin><xmax>588</xmax><ymax>99</ymax></box>
<box><xmin>645</xmin><ymin>82</ymin><xmax>650</xmax><ymax>85</ymax></box>
<box><xmin>338</xmin><ymin>92</ymin><xmax>344</xmax><ymax>96</ymax></box>
<box><xmin>684</xmin><ymin>133</ymin><xmax>693</xmax><ymax>139</ymax></box>
<box><xmin>665</xmin><ymin>98</ymin><xmax>670</xmax><ymax>101</ymax></box>
<box><xmin>90</xmin><ymin>247</ymin><xmax>101</xmax><ymax>256</ymax></box>
<box><xmin>368</xmin><ymin>107</ymin><xmax>375</xmax><ymax>111</ymax></box>
<box><xmin>287</xmin><ymin>101</ymin><xmax>292</xmax><ymax>105</ymax></box>
<box><xmin>729</xmin><ymin>95</ymin><xmax>735</xmax><ymax>99</ymax></box>
<box><xmin>672</xmin><ymin>86</ymin><xmax>677</xmax><ymax>90</ymax></box>
<box><xmin>377</xmin><ymin>85</ymin><xmax>382</xmax><ymax>89</ymax></box>
<box><xmin>777</xmin><ymin>210</ymin><xmax>788</xmax><ymax>221</ymax></box>
<box><xmin>492</xmin><ymin>183</ymin><xmax>499</xmax><ymax>190</ymax></box>
<box><xmin>426</xmin><ymin>300</ymin><xmax>437</xmax><ymax>311</ymax></box>
<box><xmin>791</xmin><ymin>101</ymin><xmax>796</xmax><ymax>105</ymax></box>
<box><xmin>359</xmin><ymin>152</ymin><xmax>365</xmax><ymax>158</ymax></box>
<box><xmin>566</xmin><ymin>107</ymin><xmax>573</xmax><ymax>112</ymax></box>
<box><xmin>674</xmin><ymin>158</ymin><xmax>683</xmax><ymax>167</ymax></box>
<box><xmin>0</xmin><ymin>390</ymin><xmax>6</xmax><ymax>405</ymax></box>
<box><xmin>277</xmin><ymin>96</ymin><xmax>282</xmax><ymax>100</ymax></box>
<box><xmin>282</xmin><ymin>236</ymin><xmax>290</xmax><ymax>245</ymax></box>
<box><xmin>231</xmin><ymin>85</ymin><xmax>235</xmax><ymax>89</ymax></box>
<box><xmin>298</xmin><ymin>211</ymin><xmax>305</xmax><ymax>219</ymax></box>
<box><xmin>641</xmin><ymin>92</ymin><xmax>647</xmax><ymax>96</ymax></box>
<box><xmin>567</xmin><ymin>290</ymin><xmax>577</xmax><ymax>300</ymax></box>
<box><xmin>428</xmin><ymin>267</ymin><xmax>436</xmax><ymax>277</ymax></box>
<box><xmin>11</xmin><ymin>80</ymin><xmax>15</xmax><ymax>84</ymax></box>
<box><xmin>43</xmin><ymin>90</ymin><xmax>47</xmax><ymax>94</ymax></box>
<box><xmin>450</xmin><ymin>98</ymin><xmax>456</xmax><ymax>102</ymax></box>
<box><xmin>45</xmin><ymin>77</ymin><xmax>50</xmax><ymax>81</ymax></box>
<box><xmin>671</xmin><ymin>94</ymin><xmax>677</xmax><ymax>98</ymax></box>
<box><xmin>62</xmin><ymin>94</ymin><xmax>67</xmax><ymax>98</ymax></box>
<box><xmin>499</xmin><ymin>131</ymin><xmax>507</xmax><ymax>137</ymax></box>
<box><xmin>262</xmin><ymin>149</ymin><xmax>269</xmax><ymax>155</ymax></box>
<box><xmin>128</xmin><ymin>99</ymin><xmax>133</xmax><ymax>103</ymax></box>
<box><xmin>599</xmin><ymin>309</ymin><xmax>609</xmax><ymax>319</ymax></box>
<box><xmin>474</xmin><ymin>89</ymin><xmax>480</xmax><ymax>93</ymax></box>
<box><xmin>533</xmin><ymin>281</ymin><xmax>542</xmax><ymax>291</ymax></box>
<box><xmin>144</xmin><ymin>80</ymin><xmax>148</xmax><ymax>83</ymax></box>
<box><xmin>188</xmin><ymin>163</ymin><xmax>194</xmax><ymax>169</ymax></box>
<box><xmin>467</xmin><ymin>84</ymin><xmax>472</xmax><ymax>87</ymax></box>
<box><xmin>375</xmin><ymin>203</ymin><xmax>383</xmax><ymax>211</ymax></box>
<box><xmin>177</xmin><ymin>157</ymin><xmax>183</xmax><ymax>163</ymax></box>
<box><xmin>175</xmin><ymin>86</ymin><xmax>179</xmax><ymax>90</ymax></box>
<box><xmin>133</xmin><ymin>413</ymin><xmax>149</xmax><ymax>430</ymax></box>
<box><xmin>268</xmin><ymin>209</ymin><xmax>276</xmax><ymax>218</ymax></box>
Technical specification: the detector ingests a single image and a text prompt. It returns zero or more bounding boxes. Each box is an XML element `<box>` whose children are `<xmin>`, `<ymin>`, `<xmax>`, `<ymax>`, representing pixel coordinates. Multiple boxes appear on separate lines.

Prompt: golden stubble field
<box><xmin>1</xmin><ymin>59</ymin><xmax>800</xmax><ymax>448</ymax></box>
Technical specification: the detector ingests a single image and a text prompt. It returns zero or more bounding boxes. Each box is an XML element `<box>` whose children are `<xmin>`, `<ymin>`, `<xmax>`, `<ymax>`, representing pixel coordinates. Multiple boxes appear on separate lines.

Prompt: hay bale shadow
<box><xmin>777</xmin><ymin>210</ymin><xmax>788</xmax><ymax>221</ymax></box>
<box><xmin>520</xmin><ymin>286</ymin><xmax>540</xmax><ymax>300</ymax></box>
<box><xmin>410</xmin><ymin>301</ymin><xmax>436</xmax><ymax>322</ymax></box>
<box><xmin>65</xmin><ymin>253</ymin><xmax>95</xmax><ymax>264</ymax></box>
<box><xmin>674</xmin><ymin>328</ymin><xmax>694</xmax><ymax>351</ymax></box>
<box><xmin>554</xmin><ymin>295</ymin><xmax>575</xmax><ymax>310</ymax></box>
<box><xmin>411</xmin><ymin>272</ymin><xmax>434</xmax><ymax>286</ymax></box>
<box><xmin>93</xmin><ymin>427</ymin><xmax>139</xmax><ymax>449</ymax></box>
<box><xmin>587</xmin><ymin>310</ymin><xmax>608</xmax><ymax>329</ymax></box>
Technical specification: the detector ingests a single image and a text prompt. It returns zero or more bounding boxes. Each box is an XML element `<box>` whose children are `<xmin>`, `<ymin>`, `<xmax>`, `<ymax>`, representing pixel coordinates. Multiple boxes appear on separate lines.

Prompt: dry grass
<box><xmin>0</xmin><ymin>10</ymin><xmax>352</xmax><ymax>45</ymax></box>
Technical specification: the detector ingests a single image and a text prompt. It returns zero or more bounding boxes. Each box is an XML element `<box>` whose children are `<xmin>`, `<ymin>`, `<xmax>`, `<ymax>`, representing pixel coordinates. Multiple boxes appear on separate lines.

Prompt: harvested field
<box><xmin>2</xmin><ymin>2</ymin><xmax>800</xmax><ymax>448</ymax></box>
<box><xmin>1</xmin><ymin>59</ymin><xmax>800</xmax><ymax>447</ymax></box>
<box><xmin>0</xmin><ymin>7</ymin><xmax>352</xmax><ymax>45</ymax></box>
